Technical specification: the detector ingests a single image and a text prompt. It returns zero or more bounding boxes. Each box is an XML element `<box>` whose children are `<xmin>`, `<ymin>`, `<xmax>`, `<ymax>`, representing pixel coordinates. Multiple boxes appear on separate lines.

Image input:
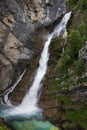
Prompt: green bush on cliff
<box><xmin>65</xmin><ymin>107</ymin><xmax>87</xmax><ymax>129</ymax></box>
<box><xmin>67</xmin><ymin>0</ymin><xmax>87</xmax><ymax>13</ymax></box>
<box><xmin>74</xmin><ymin>58</ymin><xmax>84</xmax><ymax>76</ymax></box>
<box><xmin>0</xmin><ymin>126</ymin><xmax>11</xmax><ymax>130</ymax></box>
<box><xmin>0</xmin><ymin>127</ymin><xmax>4</xmax><ymax>130</ymax></box>
<box><xmin>68</xmin><ymin>30</ymin><xmax>83</xmax><ymax>50</ymax></box>
<box><xmin>66</xmin><ymin>0</ymin><xmax>78</xmax><ymax>10</ymax></box>
<box><xmin>77</xmin><ymin>24</ymin><xmax>87</xmax><ymax>40</ymax></box>
<box><xmin>79</xmin><ymin>0</ymin><xmax>87</xmax><ymax>11</ymax></box>
<box><xmin>59</xmin><ymin>23</ymin><xmax>87</xmax><ymax>73</ymax></box>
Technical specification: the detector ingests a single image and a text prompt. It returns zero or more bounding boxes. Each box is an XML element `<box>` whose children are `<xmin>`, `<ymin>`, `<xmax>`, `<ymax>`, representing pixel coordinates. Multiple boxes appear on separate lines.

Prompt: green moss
<box><xmin>65</xmin><ymin>107</ymin><xmax>87</xmax><ymax>129</ymax></box>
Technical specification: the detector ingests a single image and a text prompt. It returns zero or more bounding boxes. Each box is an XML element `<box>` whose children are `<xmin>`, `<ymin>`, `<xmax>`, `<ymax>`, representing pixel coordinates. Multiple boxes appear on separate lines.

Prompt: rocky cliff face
<box><xmin>0</xmin><ymin>0</ymin><xmax>65</xmax><ymax>91</ymax></box>
<box><xmin>40</xmin><ymin>0</ymin><xmax>87</xmax><ymax>129</ymax></box>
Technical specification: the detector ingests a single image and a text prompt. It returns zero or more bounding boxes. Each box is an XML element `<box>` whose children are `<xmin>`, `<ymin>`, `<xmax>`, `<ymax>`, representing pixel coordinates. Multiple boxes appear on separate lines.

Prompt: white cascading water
<box><xmin>0</xmin><ymin>70</ymin><xmax>26</xmax><ymax>106</ymax></box>
<box><xmin>0</xmin><ymin>12</ymin><xmax>71</xmax><ymax>120</ymax></box>
<box><xmin>4</xmin><ymin>69</ymin><xmax>26</xmax><ymax>105</ymax></box>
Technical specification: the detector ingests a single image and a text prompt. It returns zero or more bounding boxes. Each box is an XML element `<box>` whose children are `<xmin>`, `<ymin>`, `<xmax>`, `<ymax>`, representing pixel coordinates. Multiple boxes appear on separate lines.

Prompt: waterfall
<box><xmin>0</xmin><ymin>12</ymin><xmax>71</xmax><ymax>120</ymax></box>
<box><xmin>0</xmin><ymin>69</ymin><xmax>26</xmax><ymax>106</ymax></box>
<box><xmin>21</xmin><ymin>35</ymin><xmax>52</xmax><ymax>107</ymax></box>
<box><xmin>21</xmin><ymin>11</ymin><xmax>71</xmax><ymax>107</ymax></box>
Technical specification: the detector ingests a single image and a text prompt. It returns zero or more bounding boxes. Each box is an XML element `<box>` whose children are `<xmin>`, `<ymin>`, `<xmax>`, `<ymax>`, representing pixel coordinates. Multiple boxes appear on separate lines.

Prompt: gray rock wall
<box><xmin>0</xmin><ymin>0</ymin><xmax>66</xmax><ymax>91</ymax></box>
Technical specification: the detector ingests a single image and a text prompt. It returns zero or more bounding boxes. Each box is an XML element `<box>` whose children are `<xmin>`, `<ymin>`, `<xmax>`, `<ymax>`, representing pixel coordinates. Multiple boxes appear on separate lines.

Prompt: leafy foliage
<box><xmin>0</xmin><ymin>126</ymin><xmax>11</xmax><ymax>130</ymax></box>
<box><xmin>79</xmin><ymin>0</ymin><xmax>87</xmax><ymax>11</ymax></box>
<box><xmin>74</xmin><ymin>58</ymin><xmax>84</xmax><ymax>76</ymax></box>
<box><xmin>58</xmin><ymin>23</ymin><xmax>87</xmax><ymax>73</ymax></box>
<box><xmin>65</xmin><ymin>107</ymin><xmax>87</xmax><ymax>129</ymax></box>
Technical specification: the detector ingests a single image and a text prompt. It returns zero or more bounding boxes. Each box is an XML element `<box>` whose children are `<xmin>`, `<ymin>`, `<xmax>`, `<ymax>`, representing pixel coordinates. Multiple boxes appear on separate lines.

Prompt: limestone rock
<box><xmin>1</xmin><ymin>0</ymin><xmax>66</xmax><ymax>43</ymax></box>
<box><xmin>4</xmin><ymin>33</ymin><xmax>32</xmax><ymax>64</ymax></box>
<box><xmin>24</xmin><ymin>0</ymin><xmax>66</xmax><ymax>26</ymax></box>
<box><xmin>0</xmin><ymin>0</ymin><xmax>66</xmax><ymax>91</ymax></box>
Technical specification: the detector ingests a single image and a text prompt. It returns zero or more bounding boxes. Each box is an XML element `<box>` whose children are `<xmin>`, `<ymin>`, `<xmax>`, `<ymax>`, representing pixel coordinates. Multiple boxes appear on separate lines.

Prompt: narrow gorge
<box><xmin>0</xmin><ymin>0</ymin><xmax>87</xmax><ymax>130</ymax></box>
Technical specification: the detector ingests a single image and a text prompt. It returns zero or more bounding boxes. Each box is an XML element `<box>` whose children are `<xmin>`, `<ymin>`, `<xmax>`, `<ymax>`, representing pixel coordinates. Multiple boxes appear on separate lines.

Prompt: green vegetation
<box><xmin>77</xmin><ymin>77</ymin><xmax>87</xmax><ymax>84</ymax></box>
<box><xmin>66</xmin><ymin>0</ymin><xmax>78</xmax><ymax>10</ymax></box>
<box><xmin>67</xmin><ymin>0</ymin><xmax>87</xmax><ymax>13</ymax></box>
<box><xmin>45</xmin><ymin>0</ymin><xmax>87</xmax><ymax>129</ymax></box>
<box><xmin>65</xmin><ymin>107</ymin><xmax>87</xmax><ymax>129</ymax></box>
<box><xmin>79</xmin><ymin>0</ymin><xmax>87</xmax><ymax>12</ymax></box>
<box><xmin>57</xmin><ymin>94</ymin><xmax>87</xmax><ymax>129</ymax></box>
<box><xmin>47</xmin><ymin>0</ymin><xmax>87</xmax><ymax>92</ymax></box>
<box><xmin>74</xmin><ymin>58</ymin><xmax>84</xmax><ymax>76</ymax></box>
<box><xmin>47</xmin><ymin>24</ymin><xmax>86</xmax><ymax>91</ymax></box>
<box><xmin>60</xmin><ymin>23</ymin><xmax>87</xmax><ymax>73</ymax></box>
<box><xmin>0</xmin><ymin>126</ymin><xmax>11</xmax><ymax>130</ymax></box>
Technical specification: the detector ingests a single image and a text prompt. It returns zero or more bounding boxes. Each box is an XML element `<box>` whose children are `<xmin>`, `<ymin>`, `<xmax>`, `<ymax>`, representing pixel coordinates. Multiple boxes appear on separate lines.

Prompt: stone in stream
<box><xmin>10</xmin><ymin>120</ymin><xmax>60</xmax><ymax>130</ymax></box>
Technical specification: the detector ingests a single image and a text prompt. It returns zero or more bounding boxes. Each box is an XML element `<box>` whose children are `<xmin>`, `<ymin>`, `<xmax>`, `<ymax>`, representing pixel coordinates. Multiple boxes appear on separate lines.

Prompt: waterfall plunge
<box><xmin>0</xmin><ymin>12</ymin><xmax>71</xmax><ymax>120</ymax></box>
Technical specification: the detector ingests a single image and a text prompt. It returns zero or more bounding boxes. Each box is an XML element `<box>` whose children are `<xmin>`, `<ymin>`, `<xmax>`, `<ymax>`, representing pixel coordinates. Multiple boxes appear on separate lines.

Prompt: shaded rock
<box><xmin>40</xmin><ymin>99</ymin><xmax>61</xmax><ymax>122</ymax></box>
<box><xmin>79</xmin><ymin>41</ymin><xmax>87</xmax><ymax>74</ymax></box>
<box><xmin>4</xmin><ymin>32</ymin><xmax>32</xmax><ymax>64</ymax></box>
<box><xmin>0</xmin><ymin>21</ymin><xmax>10</xmax><ymax>50</ymax></box>
<box><xmin>0</xmin><ymin>117</ymin><xmax>4</xmax><ymax>126</ymax></box>
<box><xmin>63</xmin><ymin>123</ymin><xmax>85</xmax><ymax>130</ymax></box>
<box><xmin>0</xmin><ymin>54</ymin><xmax>14</xmax><ymax>91</ymax></box>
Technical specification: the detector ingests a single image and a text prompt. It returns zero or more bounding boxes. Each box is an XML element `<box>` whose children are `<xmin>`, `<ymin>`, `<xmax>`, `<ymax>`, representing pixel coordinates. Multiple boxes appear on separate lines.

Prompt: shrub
<box><xmin>79</xmin><ymin>0</ymin><xmax>87</xmax><ymax>11</ymax></box>
<box><xmin>57</xmin><ymin>23</ymin><xmax>87</xmax><ymax>75</ymax></box>
<box><xmin>0</xmin><ymin>126</ymin><xmax>11</xmax><ymax>130</ymax></box>
<box><xmin>74</xmin><ymin>58</ymin><xmax>84</xmax><ymax>76</ymax></box>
